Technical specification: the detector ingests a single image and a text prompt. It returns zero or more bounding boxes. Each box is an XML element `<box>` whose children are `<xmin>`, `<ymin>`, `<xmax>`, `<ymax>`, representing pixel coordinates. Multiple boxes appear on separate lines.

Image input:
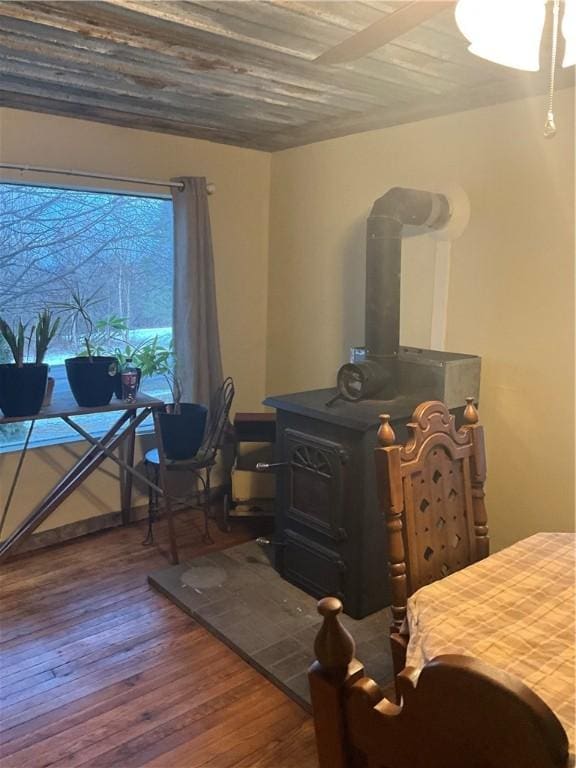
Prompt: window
<box><xmin>0</xmin><ymin>182</ymin><xmax>173</xmax><ymax>450</ymax></box>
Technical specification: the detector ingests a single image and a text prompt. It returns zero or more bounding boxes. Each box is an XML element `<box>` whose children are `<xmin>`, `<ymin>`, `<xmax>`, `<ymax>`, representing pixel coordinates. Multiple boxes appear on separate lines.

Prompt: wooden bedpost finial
<box><xmin>464</xmin><ymin>397</ymin><xmax>479</xmax><ymax>425</ymax></box>
<box><xmin>377</xmin><ymin>414</ymin><xmax>396</xmax><ymax>446</ymax></box>
<box><xmin>314</xmin><ymin>598</ymin><xmax>355</xmax><ymax>673</ymax></box>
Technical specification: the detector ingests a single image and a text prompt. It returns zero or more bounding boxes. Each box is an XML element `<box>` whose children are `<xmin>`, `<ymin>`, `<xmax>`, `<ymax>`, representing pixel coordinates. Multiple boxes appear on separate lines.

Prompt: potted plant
<box><xmin>89</xmin><ymin>316</ymin><xmax>171</xmax><ymax>399</ymax></box>
<box><xmin>56</xmin><ymin>289</ymin><xmax>118</xmax><ymax>407</ymax></box>
<box><xmin>157</xmin><ymin>354</ymin><xmax>207</xmax><ymax>460</ymax></box>
<box><xmin>0</xmin><ymin>310</ymin><xmax>60</xmax><ymax>417</ymax></box>
<box><xmin>85</xmin><ymin>315</ymin><xmax>140</xmax><ymax>399</ymax></box>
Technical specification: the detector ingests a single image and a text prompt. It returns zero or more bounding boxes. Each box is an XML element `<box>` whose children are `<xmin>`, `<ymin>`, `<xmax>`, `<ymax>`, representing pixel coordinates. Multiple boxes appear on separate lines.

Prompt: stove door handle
<box><xmin>256</xmin><ymin>462</ymin><xmax>288</xmax><ymax>472</ymax></box>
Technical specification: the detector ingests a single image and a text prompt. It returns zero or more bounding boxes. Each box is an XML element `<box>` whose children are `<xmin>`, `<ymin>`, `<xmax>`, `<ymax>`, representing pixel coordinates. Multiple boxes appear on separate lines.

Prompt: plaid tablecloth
<box><xmin>406</xmin><ymin>532</ymin><xmax>575</xmax><ymax>754</ymax></box>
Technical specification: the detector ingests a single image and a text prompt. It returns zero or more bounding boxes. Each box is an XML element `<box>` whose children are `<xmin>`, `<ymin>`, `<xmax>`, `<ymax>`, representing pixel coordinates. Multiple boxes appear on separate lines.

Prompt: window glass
<box><xmin>0</xmin><ymin>183</ymin><xmax>173</xmax><ymax>450</ymax></box>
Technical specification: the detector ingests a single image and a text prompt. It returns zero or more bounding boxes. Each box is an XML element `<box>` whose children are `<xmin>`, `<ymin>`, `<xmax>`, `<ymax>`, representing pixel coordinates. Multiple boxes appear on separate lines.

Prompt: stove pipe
<box><xmin>365</xmin><ymin>186</ymin><xmax>451</xmax><ymax>359</ymax></box>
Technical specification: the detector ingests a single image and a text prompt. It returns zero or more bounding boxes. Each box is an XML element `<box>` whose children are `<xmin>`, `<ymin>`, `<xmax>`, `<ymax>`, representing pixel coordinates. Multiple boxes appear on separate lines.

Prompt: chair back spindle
<box><xmin>198</xmin><ymin>377</ymin><xmax>235</xmax><ymax>463</ymax></box>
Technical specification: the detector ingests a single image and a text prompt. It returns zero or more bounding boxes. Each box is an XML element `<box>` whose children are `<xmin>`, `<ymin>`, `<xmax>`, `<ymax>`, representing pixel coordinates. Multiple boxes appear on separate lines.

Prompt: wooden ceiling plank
<box><xmin>190</xmin><ymin>1</ymin><xmax>524</xmax><ymax>88</ymax></box>
<box><xmin>268</xmin><ymin>0</ymin><xmax>461</xmax><ymax>46</ymax></box>
<box><xmin>102</xmin><ymin>0</ymin><xmax>324</xmax><ymax>60</ymax></box>
<box><xmin>279</xmin><ymin>0</ymin><xmax>512</xmax><ymax>83</ymax></box>
<box><xmin>1</xmin><ymin>48</ymin><xmax>367</xmax><ymax>127</ymax></box>
<box><xmin>0</xmin><ymin>91</ymin><xmax>280</xmax><ymax>150</ymax></box>
<box><xmin>0</xmin><ymin>87</ymin><xmax>253</xmax><ymax>139</ymax></box>
<box><xmin>0</xmin><ymin>0</ymin><xmax>568</xmax><ymax>153</ymax></box>
<box><xmin>0</xmin><ymin>25</ymin><xmax>397</xmax><ymax>114</ymax></box>
<box><xmin>313</xmin><ymin>2</ymin><xmax>453</xmax><ymax>65</ymax></box>
<box><xmin>96</xmin><ymin>9</ymin><xmax>462</xmax><ymax>97</ymax></box>
<box><xmin>0</xmin><ymin>70</ymin><xmax>323</xmax><ymax>133</ymax></box>
<box><xmin>22</xmin><ymin>0</ymin><xmax>468</xmax><ymax>96</ymax></box>
<box><xmin>0</xmin><ymin>75</ymin><xmax>294</xmax><ymax>143</ymax></box>
<box><xmin>245</xmin><ymin>0</ymin><xmax>501</xmax><ymax>84</ymax></box>
<box><xmin>114</xmin><ymin>0</ymin><xmax>569</xmax><ymax>108</ymax></box>
<box><xmin>272</xmin><ymin>0</ymin><xmax>495</xmax><ymax>72</ymax></box>
<box><xmin>265</xmin><ymin>72</ymin><xmax>557</xmax><ymax>150</ymax></box>
<box><xmin>267</xmin><ymin>0</ymin><xmax>393</xmax><ymax>30</ymax></box>
<box><xmin>358</xmin><ymin>0</ymin><xmax>463</xmax><ymax>40</ymax></box>
<box><xmin>185</xmin><ymin>0</ymin><xmax>481</xmax><ymax>89</ymax></box>
<box><xmin>0</xmin><ymin>4</ymin><xmax>443</xmax><ymax>105</ymax></box>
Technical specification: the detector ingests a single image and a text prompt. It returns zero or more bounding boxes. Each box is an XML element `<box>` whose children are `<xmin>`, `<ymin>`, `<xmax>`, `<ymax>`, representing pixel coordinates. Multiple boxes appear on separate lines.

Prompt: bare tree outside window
<box><xmin>0</xmin><ymin>183</ymin><xmax>173</xmax><ymax>448</ymax></box>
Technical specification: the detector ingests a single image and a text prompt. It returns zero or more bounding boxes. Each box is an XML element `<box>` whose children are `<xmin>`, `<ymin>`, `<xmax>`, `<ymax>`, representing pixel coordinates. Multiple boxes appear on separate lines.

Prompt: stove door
<box><xmin>283</xmin><ymin>428</ymin><xmax>348</xmax><ymax>542</ymax></box>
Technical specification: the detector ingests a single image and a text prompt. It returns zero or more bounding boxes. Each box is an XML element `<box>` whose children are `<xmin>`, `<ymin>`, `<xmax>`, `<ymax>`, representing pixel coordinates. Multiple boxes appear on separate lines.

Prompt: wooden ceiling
<box><xmin>0</xmin><ymin>1</ymin><xmax>573</xmax><ymax>151</ymax></box>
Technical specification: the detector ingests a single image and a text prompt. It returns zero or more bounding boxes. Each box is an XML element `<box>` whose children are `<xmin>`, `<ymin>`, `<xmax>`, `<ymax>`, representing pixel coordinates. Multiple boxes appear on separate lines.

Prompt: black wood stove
<box><xmin>263</xmin><ymin>188</ymin><xmax>481</xmax><ymax>618</ymax></box>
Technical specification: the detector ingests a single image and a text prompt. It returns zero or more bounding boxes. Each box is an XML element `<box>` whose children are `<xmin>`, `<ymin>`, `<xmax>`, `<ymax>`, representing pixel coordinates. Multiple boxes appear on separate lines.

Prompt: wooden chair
<box><xmin>374</xmin><ymin>398</ymin><xmax>488</xmax><ymax>677</ymax></box>
<box><xmin>307</xmin><ymin>400</ymin><xmax>570</xmax><ymax>768</ymax></box>
<box><xmin>308</xmin><ymin>597</ymin><xmax>570</xmax><ymax>768</ymax></box>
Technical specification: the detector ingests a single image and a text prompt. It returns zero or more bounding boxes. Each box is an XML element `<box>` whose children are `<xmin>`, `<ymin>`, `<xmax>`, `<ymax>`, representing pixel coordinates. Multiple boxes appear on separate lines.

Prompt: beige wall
<box><xmin>1</xmin><ymin>90</ymin><xmax>574</xmax><ymax>550</ymax></box>
<box><xmin>0</xmin><ymin>108</ymin><xmax>270</xmax><ymax>533</ymax></box>
<box><xmin>267</xmin><ymin>88</ymin><xmax>575</xmax><ymax>551</ymax></box>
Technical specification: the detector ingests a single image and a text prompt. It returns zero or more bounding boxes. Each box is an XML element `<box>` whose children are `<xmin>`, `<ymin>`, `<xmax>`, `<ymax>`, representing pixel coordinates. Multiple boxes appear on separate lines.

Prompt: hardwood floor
<box><xmin>0</xmin><ymin>511</ymin><xmax>319</xmax><ymax>767</ymax></box>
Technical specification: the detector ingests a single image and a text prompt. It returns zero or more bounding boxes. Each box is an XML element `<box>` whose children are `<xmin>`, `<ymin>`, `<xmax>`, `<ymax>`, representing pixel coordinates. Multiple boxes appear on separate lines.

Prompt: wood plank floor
<box><xmin>0</xmin><ymin>512</ymin><xmax>319</xmax><ymax>767</ymax></box>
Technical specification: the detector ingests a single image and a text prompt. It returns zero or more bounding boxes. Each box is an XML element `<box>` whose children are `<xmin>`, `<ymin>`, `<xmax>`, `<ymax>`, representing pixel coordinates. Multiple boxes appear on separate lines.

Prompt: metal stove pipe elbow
<box><xmin>369</xmin><ymin>186</ymin><xmax>451</xmax><ymax>230</ymax></box>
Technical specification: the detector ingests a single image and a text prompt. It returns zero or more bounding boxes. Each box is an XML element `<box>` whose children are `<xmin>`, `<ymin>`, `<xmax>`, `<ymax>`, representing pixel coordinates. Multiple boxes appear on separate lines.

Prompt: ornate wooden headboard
<box><xmin>374</xmin><ymin>398</ymin><xmax>488</xmax><ymax>635</ymax></box>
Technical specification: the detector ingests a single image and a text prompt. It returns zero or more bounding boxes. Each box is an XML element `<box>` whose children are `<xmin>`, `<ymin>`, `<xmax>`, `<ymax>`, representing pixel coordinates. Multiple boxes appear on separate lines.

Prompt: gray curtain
<box><xmin>171</xmin><ymin>177</ymin><xmax>223</xmax><ymax>407</ymax></box>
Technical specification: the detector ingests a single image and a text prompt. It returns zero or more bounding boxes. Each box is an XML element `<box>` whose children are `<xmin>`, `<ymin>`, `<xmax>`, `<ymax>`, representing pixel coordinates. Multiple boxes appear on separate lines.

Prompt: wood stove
<box><xmin>263</xmin><ymin>188</ymin><xmax>481</xmax><ymax>618</ymax></box>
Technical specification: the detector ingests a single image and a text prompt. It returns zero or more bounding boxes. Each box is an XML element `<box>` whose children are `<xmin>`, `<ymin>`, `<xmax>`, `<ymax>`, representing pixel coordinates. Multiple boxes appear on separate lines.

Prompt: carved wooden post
<box><xmin>377</xmin><ymin>413</ymin><xmax>396</xmax><ymax>447</ymax></box>
<box><xmin>374</xmin><ymin>415</ymin><xmax>409</xmax><ymax>691</ymax></box>
<box><xmin>308</xmin><ymin>597</ymin><xmax>362</xmax><ymax>768</ymax></box>
<box><xmin>463</xmin><ymin>396</ymin><xmax>479</xmax><ymax>425</ymax></box>
<box><xmin>374</xmin><ymin>415</ymin><xmax>407</xmax><ymax>633</ymax></box>
<box><xmin>463</xmin><ymin>398</ymin><xmax>489</xmax><ymax>560</ymax></box>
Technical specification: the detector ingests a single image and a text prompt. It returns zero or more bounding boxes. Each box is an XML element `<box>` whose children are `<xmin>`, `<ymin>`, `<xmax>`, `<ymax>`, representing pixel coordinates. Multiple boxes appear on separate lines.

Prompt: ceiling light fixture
<box><xmin>455</xmin><ymin>0</ymin><xmax>575</xmax><ymax>137</ymax></box>
<box><xmin>455</xmin><ymin>0</ymin><xmax>546</xmax><ymax>71</ymax></box>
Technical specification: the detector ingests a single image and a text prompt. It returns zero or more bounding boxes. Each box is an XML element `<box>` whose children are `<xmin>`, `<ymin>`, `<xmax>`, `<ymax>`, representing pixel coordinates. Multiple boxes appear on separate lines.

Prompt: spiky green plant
<box><xmin>35</xmin><ymin>310</ymin><xmax>61</xmax><ymax>365</ymax></box>
<box><xmin>54</xmin><ymin>287</ymin><xmax>103</xmax><ymax>361</ymax></box>
<box><xmin>0</xmin><ymin>317</ymin><xmax>31</xmax><ymax>367</ymax></box>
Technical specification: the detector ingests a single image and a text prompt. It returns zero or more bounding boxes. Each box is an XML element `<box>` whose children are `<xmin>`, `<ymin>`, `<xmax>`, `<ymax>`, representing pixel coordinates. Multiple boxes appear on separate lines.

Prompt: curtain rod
<box><xmin>0</xmin><ymin>163</ymin><xmax>216</xmax><ymax>194</ymax></box>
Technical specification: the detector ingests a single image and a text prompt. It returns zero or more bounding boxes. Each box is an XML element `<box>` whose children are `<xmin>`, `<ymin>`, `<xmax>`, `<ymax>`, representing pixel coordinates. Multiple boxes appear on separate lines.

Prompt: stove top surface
<box><xmin>264</xmin><ymin>388</ymin><xmax>421</xmax><ymax>431</ymax></box>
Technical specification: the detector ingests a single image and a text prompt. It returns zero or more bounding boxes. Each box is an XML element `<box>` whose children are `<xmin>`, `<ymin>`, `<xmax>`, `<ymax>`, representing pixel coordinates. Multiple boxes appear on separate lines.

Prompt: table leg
<box><xmin>121</xmin><ymin>410</ymin><xmax>137</xmax><ymax>525</ymax></box>
<box><xmin>0</xmin><ymin>420</ymin><xmax>35</xmax><ymax>539</ymax></box>
<box><xmin>62</xmin><ymin>411</ymin><xmax>162</xmax><ymax>496</ymax></box>
<box><xmin>37</xmin><ymin>411</ymin><xmax>133</xmax><ymax>515</ymax></box>
<box><xmin>152</xmin><ymin>407</ymin><xmax>179</xmax><ymax>564</ymax></box>
<box><xmin>0</xmin><ymin>411</ymin><xmax>139</xmax><ymax>561</ymax></box>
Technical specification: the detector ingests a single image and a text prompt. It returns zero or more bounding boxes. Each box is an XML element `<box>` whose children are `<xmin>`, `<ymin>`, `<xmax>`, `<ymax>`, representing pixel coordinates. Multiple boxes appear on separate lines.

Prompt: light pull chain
<box><xmin>544</xmin><ymin>0</ymin><xmax>561</xmax><ymax>138</ymax></box>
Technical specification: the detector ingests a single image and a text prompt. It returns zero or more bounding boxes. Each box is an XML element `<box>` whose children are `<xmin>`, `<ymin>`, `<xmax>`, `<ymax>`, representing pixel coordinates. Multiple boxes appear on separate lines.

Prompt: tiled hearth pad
<box><xmin>148</xmin><ymin>540</ymin><xmax>393</xmax><ymax>709</ymax></box>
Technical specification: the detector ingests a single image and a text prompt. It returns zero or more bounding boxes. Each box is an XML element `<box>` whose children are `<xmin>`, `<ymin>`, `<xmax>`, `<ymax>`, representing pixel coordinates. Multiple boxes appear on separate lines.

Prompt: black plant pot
<box><xmin>0</xmin><ymin>364</ymin><xmax>49</xmax><ymax>417</ymax></box>
<box><xmin>65</xmin><ymin>356</ymin><xmax>118</xmax><ymax>408</ymax></box>
<box><xmin>113</xmin><ymin>368</ymin><xmax>142</xmax><ymax>400</ymax></box>
<box><xmin>159</xmin><ymin>403</ymin><xmax>208</xmax><ymax>461</ymax></box>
